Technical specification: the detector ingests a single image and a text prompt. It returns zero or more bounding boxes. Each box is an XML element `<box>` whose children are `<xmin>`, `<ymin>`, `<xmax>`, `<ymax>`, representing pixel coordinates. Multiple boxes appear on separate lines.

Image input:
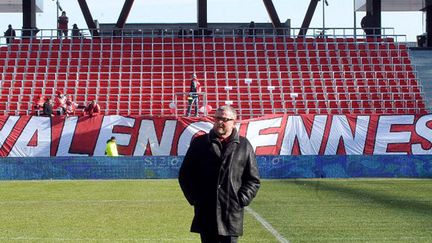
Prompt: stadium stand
<box><xmin>0</xmin><ymin>34</ymin><xmax>427</xmax><ymax>119</ymax></box>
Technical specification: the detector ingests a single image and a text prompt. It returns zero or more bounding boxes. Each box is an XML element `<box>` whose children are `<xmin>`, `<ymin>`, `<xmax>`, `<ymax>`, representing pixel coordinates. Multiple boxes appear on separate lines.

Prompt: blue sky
<box><xmin>1</xmin><ymin>0</ymin><xmax>423</xmax><ymax>42</ymax></box>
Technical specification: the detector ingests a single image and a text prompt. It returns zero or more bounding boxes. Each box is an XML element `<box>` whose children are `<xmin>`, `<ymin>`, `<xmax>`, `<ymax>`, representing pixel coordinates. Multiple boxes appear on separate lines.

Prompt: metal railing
<box><xmin>0</xmin><ymin>26</ymin><xmax>407</xmax><ymax>45</ymax></box>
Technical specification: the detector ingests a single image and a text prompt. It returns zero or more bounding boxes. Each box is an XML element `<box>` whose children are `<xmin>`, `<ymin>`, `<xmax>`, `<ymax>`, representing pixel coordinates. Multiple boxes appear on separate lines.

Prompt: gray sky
<box><xmin>2</xmin><ymin>0</ymin><xmax>424</xmax><ymax>41</ymax></box>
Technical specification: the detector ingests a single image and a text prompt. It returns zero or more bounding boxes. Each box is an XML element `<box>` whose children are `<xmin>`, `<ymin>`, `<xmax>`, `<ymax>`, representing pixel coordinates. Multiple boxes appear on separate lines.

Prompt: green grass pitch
<box><xmin>0</xmin><ymin>179</ymin><xmax>431</xmax><ymax>242</ymax></box>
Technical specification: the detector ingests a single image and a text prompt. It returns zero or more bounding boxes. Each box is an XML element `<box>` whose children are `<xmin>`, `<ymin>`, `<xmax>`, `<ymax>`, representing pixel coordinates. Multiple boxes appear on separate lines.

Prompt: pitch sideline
<box><xmin>246</xmin><ymin>206</ymin><xmax>290</xmax><ymax>243</ymax></box>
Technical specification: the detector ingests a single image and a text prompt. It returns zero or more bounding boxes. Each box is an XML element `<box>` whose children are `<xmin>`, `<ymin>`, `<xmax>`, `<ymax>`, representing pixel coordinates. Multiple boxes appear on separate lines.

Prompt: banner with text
<box><xmin>0</xmin><ymin>114</ymin><xmax>431</xmax><ymax>157</ymax></box>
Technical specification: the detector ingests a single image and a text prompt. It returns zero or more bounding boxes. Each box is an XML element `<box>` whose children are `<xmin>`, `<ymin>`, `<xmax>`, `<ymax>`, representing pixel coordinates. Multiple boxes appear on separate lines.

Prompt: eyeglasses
<box><xmin>214</xmin><ymin>116</ymin><xmax>234</xmax><ymax>122</ymax></box>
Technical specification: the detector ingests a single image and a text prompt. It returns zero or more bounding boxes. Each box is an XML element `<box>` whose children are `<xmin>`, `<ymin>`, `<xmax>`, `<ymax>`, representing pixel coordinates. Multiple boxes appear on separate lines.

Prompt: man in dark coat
<box><xmin>179</xmin><ymin>105</ymin><xmax>260</xmax><ymax>243</ymax></box>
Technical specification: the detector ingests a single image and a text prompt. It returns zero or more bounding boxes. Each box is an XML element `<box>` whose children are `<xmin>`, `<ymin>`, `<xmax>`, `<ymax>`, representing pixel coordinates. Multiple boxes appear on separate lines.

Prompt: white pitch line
<box><xmin>246</xmin><ymin>207</ymin><xmax>289</xmax><ymax>243</ymax></box>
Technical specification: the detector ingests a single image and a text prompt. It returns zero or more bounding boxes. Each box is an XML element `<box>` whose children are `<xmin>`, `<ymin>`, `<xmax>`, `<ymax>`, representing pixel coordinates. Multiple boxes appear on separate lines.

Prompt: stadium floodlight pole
<box><xmin>57</xmin><ymin>0</ymin><xmax>59</xmax><ymax>34</ymax></box>
<box><xmin>54</xmin><ymin>0</ymin><xmax>63</xmax><ymax>36</ymax></box>
<box><xmin>322</xmin><ymin>0</ymin><xmax>328</xmax><ymax>36</ymax></box>
<box><xmin>322</xmin><ymin>0</ymin><xmax>325</xmax><ymax>35</ymax></box>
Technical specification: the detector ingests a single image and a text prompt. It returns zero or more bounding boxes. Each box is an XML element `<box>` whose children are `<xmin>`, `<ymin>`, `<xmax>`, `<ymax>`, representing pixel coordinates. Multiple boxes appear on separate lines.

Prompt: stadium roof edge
<box><xmin>0</xmin><ymin>0</ymin><xmax>43</xmax><ymax>13</ymax></box>
<box><xmin>355</xmin><ymin>0</ymin><xmax>429</xmax><ymax>12</ymax></box>
<box><xmin>1</xmin><ymin>0</ymin><xmax>427</xmax><ymax>14</ymax></box>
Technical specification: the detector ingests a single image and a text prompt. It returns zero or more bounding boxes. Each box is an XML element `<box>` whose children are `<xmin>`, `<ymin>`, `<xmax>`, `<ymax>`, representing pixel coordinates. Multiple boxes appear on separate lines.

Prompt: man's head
<box><xmin>212</xmin><ymin>106</ymin><xmax>237</xmax><ymax>139</ymax></box>
<box><xmin>192</xmin><ymin>73</ymin><xmax>197</xmax><ymax>79</ymax></box>
<box><xmin>110</xmin><ymin>136</ymin><xmax>116</xmax><ymax>142</ymax></box>
<box><xmin>62</xmin><ymin>11</ymin><xmax>66</xmax><ymax>16</ymax></box>
<box><xmin>8</xmin><ymin>24</ymin><xmax>11</xmax><ymax>29</ymax></box>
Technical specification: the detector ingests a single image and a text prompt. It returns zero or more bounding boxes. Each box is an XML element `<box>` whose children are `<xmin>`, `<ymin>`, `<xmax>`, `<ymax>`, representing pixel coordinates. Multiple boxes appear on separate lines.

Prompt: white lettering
<box><xmin>246</xmin><ymin>117</ymin><xmax>282</xmax><ymax>152</ymax></box>
<box><xmin>9</xmin><ymin>116</ymin><xmax>51</xmax><ymax>157</ymax></box>
<box><xmin>412</xmin><ymin>114</ymin><xmax>432</xmax><ymax>154</ymax></box>
<box><xmin>280</xmin><ymin>115</ymin><xmax>327</xmax><ymax>155</ymax></box>
<box><xmin>374</xmin><ymin>115</ymin><xmax>414</xmax><ymax>155</ymax></box>
<box><xmin>94</xmin><ymin>115</ymin><xmax>135</xmax><ymax>156</ymax></box>
<box><xmin>0</xmin><ymin>116</ymin><xmax>19</xmax><ymax>147</ymax></box>
<box><xmin>56</xmin><ymin>117</ymin><xmax>88</xmax><ymax>156</ymax></box>
<box><xmin>324</xmin><ymin>115</ymin><xmax>370</xmax><ymax>155</ymax></box>
<box><xmin>134</xmin><ymin>120</ymin><xmax>177</xmax><ymax>156</ymax></box>
<box><xmin>177</xmin><ymin>121</ymin><xmax>213</xmax><ymax>155</ymax></box>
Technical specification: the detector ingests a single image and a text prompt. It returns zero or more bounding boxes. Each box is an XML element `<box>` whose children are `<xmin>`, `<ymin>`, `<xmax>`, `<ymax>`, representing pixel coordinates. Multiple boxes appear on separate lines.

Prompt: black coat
<box><xmin>42</xmin><ymin>101</ymin><xmax>53</xmax><ymax>116</ymax></box>
<box><xmin>178</xmin><ymin>129</ymin><xmax>260</xmax><ymax>236</ymax></box>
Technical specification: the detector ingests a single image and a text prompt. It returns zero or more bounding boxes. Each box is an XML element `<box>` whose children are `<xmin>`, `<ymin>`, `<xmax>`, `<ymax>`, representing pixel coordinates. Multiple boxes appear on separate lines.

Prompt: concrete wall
<box><xmin>409</xmin><ymin>49</ymin><xmax>432</xmax><ymax>111</ymax></box>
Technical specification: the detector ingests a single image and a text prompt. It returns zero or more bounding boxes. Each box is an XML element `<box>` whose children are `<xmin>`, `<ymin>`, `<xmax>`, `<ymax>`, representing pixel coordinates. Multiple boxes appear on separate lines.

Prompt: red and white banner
<box><xmin>0</xmin><ymin>114</ymin><xmax>431</xmax><ymax>157</ymax></box>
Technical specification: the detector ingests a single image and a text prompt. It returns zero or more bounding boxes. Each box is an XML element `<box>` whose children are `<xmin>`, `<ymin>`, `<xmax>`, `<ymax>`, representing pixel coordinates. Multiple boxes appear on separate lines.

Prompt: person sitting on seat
<box><xmin>83</xmin><ymin>100</ymin><xmax>100</xmax><ymax>117</ymax></box>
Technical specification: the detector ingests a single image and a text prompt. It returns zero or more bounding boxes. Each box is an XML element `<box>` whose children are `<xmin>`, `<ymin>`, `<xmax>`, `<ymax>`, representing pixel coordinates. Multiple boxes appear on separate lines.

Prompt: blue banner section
<box><xmin>0</xmin><ymin>156</ymin><xmax>431</xmax><ymax>180</ymax></box>
<box><xmin>257</xmin><ymin>156</ymin><xmax>432</xmax><ymax>179</ymax></box>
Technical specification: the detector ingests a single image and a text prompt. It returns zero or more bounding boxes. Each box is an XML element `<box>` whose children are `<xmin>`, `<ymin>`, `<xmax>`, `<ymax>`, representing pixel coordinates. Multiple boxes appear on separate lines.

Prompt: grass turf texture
<box><xmin>0</xmin><ymin>179</ymin><xmax>431</xmax><ymax>242</ymax></box>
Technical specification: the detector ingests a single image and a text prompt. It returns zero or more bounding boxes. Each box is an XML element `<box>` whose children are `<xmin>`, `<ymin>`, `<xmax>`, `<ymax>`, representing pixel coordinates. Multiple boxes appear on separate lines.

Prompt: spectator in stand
<box><xmin>186</xmin><ymin>73</ymin><xmax>201</xmax><ymax>117</ymax></box>
<box><xmin>33</xmin><ymin>94</ymin><xmax>45</xmax><ymax>116</ymax></box>
<box><xmin>42</xmin><ymin>97</ymin><xmax>54</xmax><ymax>117</ymax></box>
<box><xmin>361</xmin><ymin>15</ymin><xmax>374</xmax><ymax>36</ymax></box>
<box><xmin>58</xmin><ymin>11</ymin><xmax>69</xmax><ymax>39</ymax></box>
<box><xmin>54</xmin><ymin>91</ymin><xmax>67</xmax><ymax>115</ymax></box>
<box><xmin>248</xmin><ymin>21</ymin><xmax>256</xmax><ymax>36</ymax></box>
<box><xmin>71</xmin><ymin>23</ymin><xmax>83</xmax><ymax>39</ymax></box>
<box><xmin>83</xmin><ymin>100</ymin><xmax>100</xmax><ymax>117</ymax></box>
<box><xmin>105</xmin><ymin>136</ymin><xmax>119</xmax><ymax>156</ymax></box>
<box><xmin>65</xmin><ymin>96</ymin><xmax>78</xmax><ymax>116</ymax></box>
<box><xmin>4</xmin><ymin>24</ymin><xmax>16</xmax><ymax>45</ymax></box>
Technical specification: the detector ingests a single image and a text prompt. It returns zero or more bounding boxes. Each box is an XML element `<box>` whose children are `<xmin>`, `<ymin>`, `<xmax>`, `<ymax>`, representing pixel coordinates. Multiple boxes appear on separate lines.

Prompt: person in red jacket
<box><xmin>65</xmin><ymin>96</ymin><xmax>78</xmax><ymax>116</ymax></box>
<box><xmin>33</xmin><ymin>94</ymin><xmax>45</xmax><ymax>116</ymax></box>
<box><xmin>58</xmin><ymin>11</ymin><xmax>69</xmax><ymax>38</ymax></box>
<box><xmin>54</xmin><ymin>91</ymin><xmax>67</xmax><ymax>115</ymax></box>
<box><xmin>83</xmin><ymin>100</ymin><xmax>100</xmax><ymax>117</ymax></box>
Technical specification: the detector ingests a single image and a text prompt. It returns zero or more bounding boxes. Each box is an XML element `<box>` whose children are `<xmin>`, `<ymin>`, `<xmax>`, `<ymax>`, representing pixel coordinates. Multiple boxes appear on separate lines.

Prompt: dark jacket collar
<box><xmin>209</xmin><ymin>128</ymin><xmax>240</xmax><ymax>144</ymax></box>
<box><xmin>208</xmin><ymin>128</ymin><xmax>240</xmax><ymax>159</ymax></box>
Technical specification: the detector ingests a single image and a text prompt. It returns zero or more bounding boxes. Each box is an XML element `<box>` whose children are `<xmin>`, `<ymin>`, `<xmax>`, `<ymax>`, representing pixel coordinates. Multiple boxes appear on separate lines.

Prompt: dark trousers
<box><xmin>58</xmin><ymin>29</ymin><xmax>68</xmax><ymax>38</ymax></box>
<box><xmin>200</xmin><ymin>233</ymin><xmax>238</xmax><ymax>243</ymax></box>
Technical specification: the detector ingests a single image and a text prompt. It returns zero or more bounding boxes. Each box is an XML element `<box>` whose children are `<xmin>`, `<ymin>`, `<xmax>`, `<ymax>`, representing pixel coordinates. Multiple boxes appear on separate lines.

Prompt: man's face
<box><xmin>213</xmin><ymin>110</ymin><xmax>236</xmax><ymax>138</ymax></box>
